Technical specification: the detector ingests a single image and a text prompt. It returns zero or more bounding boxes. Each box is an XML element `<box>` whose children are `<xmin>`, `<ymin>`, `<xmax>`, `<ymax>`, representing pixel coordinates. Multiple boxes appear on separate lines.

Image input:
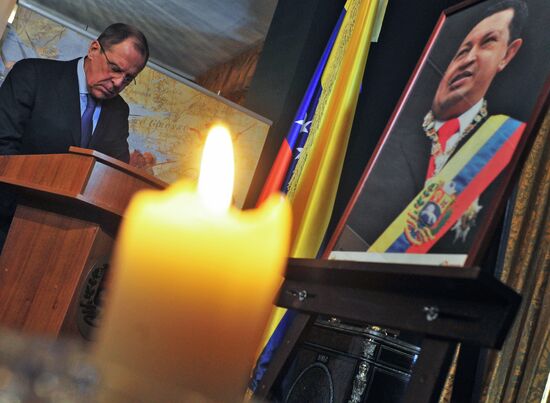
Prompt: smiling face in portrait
<box><xmin>84</xmin><ymin>39</ymin><xmax>145</xmax><ymax>100</ymax></box>
<box><xmin>432</xmin><ymin>8</ymin><xmax>523</xmax><ymax>120</ymax></box>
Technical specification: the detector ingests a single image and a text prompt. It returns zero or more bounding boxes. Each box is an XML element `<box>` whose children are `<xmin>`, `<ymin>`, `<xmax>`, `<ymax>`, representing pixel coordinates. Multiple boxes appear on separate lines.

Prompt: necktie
<box><xmin>80</xmin><ymin>94</ymin><xmax>96</xmax><ymax>148</ymax></box>
<box><xmin>426</xmin><ymin>118</ymin><xmax>460</xmax><ymax>179</ymax></box>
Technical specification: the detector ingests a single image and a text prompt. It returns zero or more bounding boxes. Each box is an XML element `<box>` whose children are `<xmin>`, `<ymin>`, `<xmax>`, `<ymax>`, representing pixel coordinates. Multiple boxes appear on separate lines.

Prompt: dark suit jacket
<box><xmin>0</xmin><ymin>57</ymin><xmax>130</xmax><ymax>162</ymax></box>
<box><xmin>0</xmin><ymin>57</ymin><xmax>131</xmax><ymax>249</ymax></box>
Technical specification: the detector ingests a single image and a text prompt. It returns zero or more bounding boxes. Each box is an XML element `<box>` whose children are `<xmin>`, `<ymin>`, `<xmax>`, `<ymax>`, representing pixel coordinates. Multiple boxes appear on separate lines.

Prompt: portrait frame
<box><xmin>324</xmin><ymin>0</ymin><xmax>550</xmax><ymax>267</ymax></box>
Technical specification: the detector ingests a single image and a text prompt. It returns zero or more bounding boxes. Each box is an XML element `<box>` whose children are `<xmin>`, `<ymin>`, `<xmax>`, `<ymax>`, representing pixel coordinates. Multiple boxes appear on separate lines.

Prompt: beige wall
<box><xmin>0</xmin><ymin>0</ymin><xmax>16</xmax><ymax>39</ymax></box>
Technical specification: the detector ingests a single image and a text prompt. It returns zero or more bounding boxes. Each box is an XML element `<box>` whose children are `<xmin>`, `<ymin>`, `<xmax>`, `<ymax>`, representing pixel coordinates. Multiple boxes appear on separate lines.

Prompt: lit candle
<box><xmin>94</xmin><ymin>125</ymin><xmax>291</xmax><ymax>402</ymax></box>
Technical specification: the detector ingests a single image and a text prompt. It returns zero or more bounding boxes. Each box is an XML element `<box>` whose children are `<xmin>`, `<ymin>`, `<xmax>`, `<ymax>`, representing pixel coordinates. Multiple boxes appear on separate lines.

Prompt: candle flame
<box><xmin>198</xmin><ymin>125</ymin><xmax>234</xmax><ymax>212</ymax></box>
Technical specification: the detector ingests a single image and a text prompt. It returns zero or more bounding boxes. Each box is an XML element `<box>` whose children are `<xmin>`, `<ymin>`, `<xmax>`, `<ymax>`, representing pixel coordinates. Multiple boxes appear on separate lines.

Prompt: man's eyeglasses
<box><xmin>98</xmin><ymin>41</ymin><xmax>136</xmax><ymax>86</ymax></box>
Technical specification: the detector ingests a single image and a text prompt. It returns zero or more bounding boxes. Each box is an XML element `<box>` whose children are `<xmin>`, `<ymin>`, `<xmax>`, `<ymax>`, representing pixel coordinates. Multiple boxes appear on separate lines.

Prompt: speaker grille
<box><xmin>285</xmin><ymin>363</ymin><xmax>334</xmax><ymax>403</ymax></box>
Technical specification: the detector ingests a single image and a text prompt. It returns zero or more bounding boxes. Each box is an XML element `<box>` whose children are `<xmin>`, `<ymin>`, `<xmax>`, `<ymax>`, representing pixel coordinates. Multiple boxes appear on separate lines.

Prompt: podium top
<box><xmin>68</xmin><ymin>147</ymin><xmax>166</xmax><ymax>188</ymax></box>
<box><xmin>0</xmin><ymin>147</ymin><xmax>167</xmax><ymax>222</ymax></box>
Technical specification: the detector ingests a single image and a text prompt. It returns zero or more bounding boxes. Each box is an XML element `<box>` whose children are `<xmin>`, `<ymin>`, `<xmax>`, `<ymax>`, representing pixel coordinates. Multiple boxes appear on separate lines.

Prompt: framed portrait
<box><xmin>325</xmin><ymin>0</ymin><xmax>550</xmax><ymax>266</ymax></box>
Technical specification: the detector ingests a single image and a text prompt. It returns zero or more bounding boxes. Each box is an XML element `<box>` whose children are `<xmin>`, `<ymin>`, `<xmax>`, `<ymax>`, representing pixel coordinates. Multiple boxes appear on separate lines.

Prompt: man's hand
<box><xmin>129</xmin><ymin>149</ymin><xmax>156</xmax><ymax>173</ymax></box>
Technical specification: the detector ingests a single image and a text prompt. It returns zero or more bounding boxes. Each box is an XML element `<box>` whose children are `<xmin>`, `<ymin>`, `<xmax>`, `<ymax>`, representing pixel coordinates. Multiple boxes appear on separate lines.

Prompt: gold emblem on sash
<box><xmin>404</xmin><ymin>180</ymin><xmax>456</xmax><ymax>245</ymax></box>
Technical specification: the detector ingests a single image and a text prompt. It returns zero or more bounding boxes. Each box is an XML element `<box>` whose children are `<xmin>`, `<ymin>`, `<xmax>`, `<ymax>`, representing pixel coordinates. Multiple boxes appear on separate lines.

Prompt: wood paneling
<box><xmin>0</xmin><ymin>205</ymin><xmax>100</xmax><ymax>334</ymax></box>
<box><xmin>196</xmin><ymin>43</ymin><xmax>263</xmax><ymax>105</ymax></box>
<box><xmin>0</xmin><ymin>0</ymin><xmax>16</xmax><ymax>39</ymax></box>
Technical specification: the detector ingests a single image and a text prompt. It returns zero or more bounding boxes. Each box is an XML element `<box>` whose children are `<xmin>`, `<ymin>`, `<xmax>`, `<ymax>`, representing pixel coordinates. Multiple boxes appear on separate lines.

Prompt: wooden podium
<box><xmin>0</xmin><ymin>147</ymin><xmax>166</xmax><ymax>339</ymax></box>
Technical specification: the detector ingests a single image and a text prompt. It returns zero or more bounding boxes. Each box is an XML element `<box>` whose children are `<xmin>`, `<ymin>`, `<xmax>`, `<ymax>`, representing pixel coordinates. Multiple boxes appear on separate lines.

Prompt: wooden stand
<box><xmin>255</xmin><ymin>258</ymin><xmax>521</xmax><ymax>402</ymax></box>
<box><xmin>0</xmin><ymin>147</ymin><xmax>166</xmax><ymax>339</ymax></box>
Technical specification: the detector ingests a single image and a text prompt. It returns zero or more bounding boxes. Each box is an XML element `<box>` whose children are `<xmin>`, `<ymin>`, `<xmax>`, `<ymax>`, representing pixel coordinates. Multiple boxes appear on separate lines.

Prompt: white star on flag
<box><xmin>295</xmin><ymin>147</ymin><xmax>303</xmax><ymax>160</ymax></box>
<box><xmin>294</xmin><ymin>115</ymin><xmax>312</xmax><ymax>133</ymax></box>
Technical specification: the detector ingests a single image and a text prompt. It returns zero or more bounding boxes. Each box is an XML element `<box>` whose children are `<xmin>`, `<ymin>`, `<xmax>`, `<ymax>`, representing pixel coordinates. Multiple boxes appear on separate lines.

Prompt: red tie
<box><xmin>426</xmin><ymin>118</ymin><xmax>460</xmax><ymax>179</ymax></box>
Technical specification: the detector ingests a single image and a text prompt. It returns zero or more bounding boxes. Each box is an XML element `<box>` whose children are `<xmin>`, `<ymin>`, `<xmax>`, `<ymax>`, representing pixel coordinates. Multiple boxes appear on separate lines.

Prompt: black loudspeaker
<box><xmin>271</xmin><ymin>319</ymin><xmax>421</xmax><ymax>403</ymax></box>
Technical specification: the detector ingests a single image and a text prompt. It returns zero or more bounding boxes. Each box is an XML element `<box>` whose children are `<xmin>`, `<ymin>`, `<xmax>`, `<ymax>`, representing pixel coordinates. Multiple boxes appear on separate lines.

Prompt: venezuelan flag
<box><xmin>250</xmin><ymin>0</ymin><xmax>381</xmax><ymax>392</ymax></box>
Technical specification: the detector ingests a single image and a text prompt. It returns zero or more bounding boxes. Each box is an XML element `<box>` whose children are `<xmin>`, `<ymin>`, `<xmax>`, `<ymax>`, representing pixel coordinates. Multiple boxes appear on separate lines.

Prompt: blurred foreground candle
<box><xmin>94</xmin><ymin>125</ymin><xmax>291</xmax><ymax>402</ymax></box>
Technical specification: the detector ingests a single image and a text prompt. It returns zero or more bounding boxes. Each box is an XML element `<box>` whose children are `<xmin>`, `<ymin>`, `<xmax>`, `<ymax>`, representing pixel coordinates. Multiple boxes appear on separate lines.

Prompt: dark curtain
<box><xmin>479</xmin><ymin>104</ymin><xmax>550</xmax><ymax>401</ymax></box>
<box><xmin>439</xmin><ymin>104</ymin><xmax>550</xmax><ymax>403</ymax></box>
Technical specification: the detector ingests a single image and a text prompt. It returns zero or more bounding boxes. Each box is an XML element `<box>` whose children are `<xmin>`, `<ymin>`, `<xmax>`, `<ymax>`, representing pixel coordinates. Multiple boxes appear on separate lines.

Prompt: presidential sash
<box><xmin>369</xmin><ymin>115</ymin><xmax>525</xmax><ymax>254</ymax></box>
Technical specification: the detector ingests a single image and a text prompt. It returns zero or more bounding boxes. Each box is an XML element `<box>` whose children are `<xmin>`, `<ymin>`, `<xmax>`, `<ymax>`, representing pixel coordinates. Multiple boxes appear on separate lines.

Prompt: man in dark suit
<box><xmin>334</xmin><ymin>0</ymin><xmax>527</xmax><ymax>257</ymax></box>
<box><xmin>0</xmin><ymin>22</ymin><xmax>148</xmax><ymax>161</ymax></box>
<box><xmin>0</xmin><ymin>23</ymin><xmax>149</xmax><ymax>249</ymax></box>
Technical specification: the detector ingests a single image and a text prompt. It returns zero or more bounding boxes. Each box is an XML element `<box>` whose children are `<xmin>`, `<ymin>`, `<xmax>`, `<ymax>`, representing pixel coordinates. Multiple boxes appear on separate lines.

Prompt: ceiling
<box><xmin>21</xmin><ymin>0</ymin><xmax>278</xmax><ymax>81</ymax></box>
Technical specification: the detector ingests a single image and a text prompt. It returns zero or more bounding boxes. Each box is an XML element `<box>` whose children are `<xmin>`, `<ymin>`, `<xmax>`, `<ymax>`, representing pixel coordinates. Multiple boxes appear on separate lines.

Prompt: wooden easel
<box><xmin>254</xmin><ymin>258</ymin><xmax>521</xmax><ymax>402</ymax></box>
